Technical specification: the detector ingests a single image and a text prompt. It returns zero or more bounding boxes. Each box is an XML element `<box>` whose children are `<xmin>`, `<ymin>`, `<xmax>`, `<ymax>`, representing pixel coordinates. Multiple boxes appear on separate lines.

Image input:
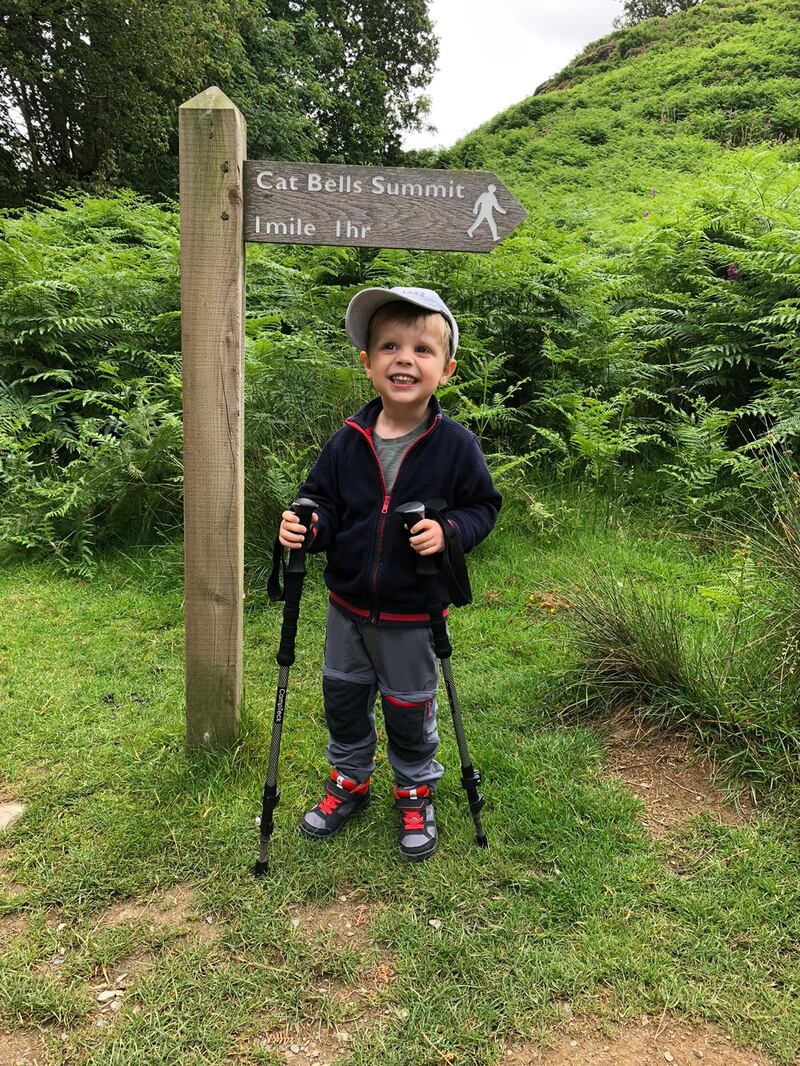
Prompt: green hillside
<box><xmin>445</xmin><ymin>0</ymin><xmax>799</xmax><ymax>236</ymax></box>
<box><xmin>404</xmin><ymin>0</ymin><xmax>800</xmax><ymax>516</ymax></box>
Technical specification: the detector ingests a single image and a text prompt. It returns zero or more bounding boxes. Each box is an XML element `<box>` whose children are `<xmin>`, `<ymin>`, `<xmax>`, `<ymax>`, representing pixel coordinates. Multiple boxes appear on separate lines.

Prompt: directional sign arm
<box><xmin>243</xmin><ymin>162</ymin><xmax>527</xmax><ymax>252</ymax></box>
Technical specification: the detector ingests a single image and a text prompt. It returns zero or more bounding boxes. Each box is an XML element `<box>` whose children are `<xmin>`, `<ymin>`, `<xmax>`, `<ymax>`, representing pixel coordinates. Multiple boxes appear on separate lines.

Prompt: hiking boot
<box><xmin>393</xmin><ymin>784</ymin><xmax>438</xmax><ymax>861</ymax></box>
<box><xmin>299</xmin><ymin>770</ymin><xmax>371</xmax><ymax>840</ymax></box>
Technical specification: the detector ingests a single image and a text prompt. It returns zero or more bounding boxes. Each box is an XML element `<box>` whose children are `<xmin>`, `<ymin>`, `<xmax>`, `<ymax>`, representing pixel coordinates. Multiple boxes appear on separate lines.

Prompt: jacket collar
<box><xmin>346</xmin><ymin>394</ymin><xmax>442</xmax><ymax>433</ymax></box>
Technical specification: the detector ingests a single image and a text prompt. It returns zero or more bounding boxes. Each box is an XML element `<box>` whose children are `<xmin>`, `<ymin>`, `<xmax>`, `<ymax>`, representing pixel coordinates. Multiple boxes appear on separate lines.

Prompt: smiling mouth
<box><xmin>389</xmin><ymin>374</ymin><xmax>418</xmax><ymax>384</ymax></box>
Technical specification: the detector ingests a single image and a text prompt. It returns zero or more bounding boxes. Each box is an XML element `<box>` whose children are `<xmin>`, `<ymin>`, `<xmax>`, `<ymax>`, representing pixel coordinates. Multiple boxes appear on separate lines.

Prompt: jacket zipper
<box><xmin>345</xmin><ymin>415</ymin><xmax>440</xmax><ymax>622</ymax></box>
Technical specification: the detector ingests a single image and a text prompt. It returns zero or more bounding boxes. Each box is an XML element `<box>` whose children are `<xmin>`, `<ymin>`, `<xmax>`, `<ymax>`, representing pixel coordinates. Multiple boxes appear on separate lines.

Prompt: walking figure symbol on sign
<box><xmin>467</xmin><ymin>184</ymin><xmax>507</xmax><ymax>242</ymax></box>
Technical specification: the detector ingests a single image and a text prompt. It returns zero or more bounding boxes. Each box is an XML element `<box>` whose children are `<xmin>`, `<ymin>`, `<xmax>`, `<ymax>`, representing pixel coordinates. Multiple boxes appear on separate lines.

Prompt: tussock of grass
<box><xmin>572</xmin><ymin>584</ymin><xmax>799</xmax><ymax>785</ymax></box>
<box><xmin>564</xmin><ymin>469</ymin><xmax>800</xmax><ymax>790</ymax></box>
<box><xmin>568</xmin><ymin>576</ymin><xmax>713</xmax><ymax>714</ymax></box>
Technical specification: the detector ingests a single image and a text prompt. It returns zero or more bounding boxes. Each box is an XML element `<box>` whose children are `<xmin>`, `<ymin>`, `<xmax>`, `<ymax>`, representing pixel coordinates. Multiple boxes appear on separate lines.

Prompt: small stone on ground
<box><xmin>0</xmin><ymin>801</ymin><xmax>26</xmax><ymax>832</ymax></box>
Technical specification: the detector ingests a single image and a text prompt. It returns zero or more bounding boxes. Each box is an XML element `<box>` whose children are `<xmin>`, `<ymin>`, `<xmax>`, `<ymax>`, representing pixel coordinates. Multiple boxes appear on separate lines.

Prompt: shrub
<box><xmin>0</xmin><ymin>192</ymin><xmax>183</xmax><ymax>570</ymax></box>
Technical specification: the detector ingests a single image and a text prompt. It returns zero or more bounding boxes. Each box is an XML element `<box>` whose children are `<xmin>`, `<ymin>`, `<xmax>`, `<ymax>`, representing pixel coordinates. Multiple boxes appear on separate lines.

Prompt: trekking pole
<box><xmin>253</xmin><ymin>497</ymin><xmax>317</xmax><ymax>879</ymax></box>
<box><xmin>396</xmin><ymin>501</ymin><xmax>488</xmax><ymax>849</ymax></box>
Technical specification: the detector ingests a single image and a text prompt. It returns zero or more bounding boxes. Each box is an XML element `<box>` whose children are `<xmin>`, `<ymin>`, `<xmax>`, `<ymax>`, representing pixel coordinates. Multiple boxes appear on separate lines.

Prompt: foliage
<box><xmin>0</xmin><ymin>201</ymin><xmax>421</xmax><ymax>570</ymax></box>
<box><xmin>282</xmin><ymin>0</ymin><xmax>439</xmax><ymax>165</ymax></box>
<box><xmin>4</xmin><ymin>0</ymin><xmax>800</xmax><ymax>567</ymax></box>
<box><xmin>439</xmin><ymin>349</ymin><xmax>528</xmax><ymax>442</ymax></box>
<box><xmin>0</xmin><ymin>396</ymin><xmax>182</xmax><ymax>575</ymax></box>
<box><xmin>0</xmin><ymin>192</ymin><xmax>183</xmax><ymax>569</ymax></box>
<box><xmin>242</xmin><ymin>319</ymin><xmax>369</xmax><ymax>581</ymax></box>
<box><xmin>742</xmin><ymin>455</ymin><xmax>800</xmax><ymax>707</ymax></box>
<box><xmin>568</xmin><ymin>573</ymin><xmax>715</xmax><ymax>723</ymax></box>
<box><xmin>561</xmin><ymin>456</ymin><xmax>800</xmax><ymax>794</ymax></box>
<box><xmin>438</xmin><ymin>95</ymin><xmax>799</xmax><ymax>513</ymax></box>
<box><xmin>659</xmin><ymin>398</ymin><xmax>766</xmax><ymax>521</ymax></box>
<box><xmin>0</xmin><ymin>0</ymin><xmax>437</xmax><ymax>202</ymax></box>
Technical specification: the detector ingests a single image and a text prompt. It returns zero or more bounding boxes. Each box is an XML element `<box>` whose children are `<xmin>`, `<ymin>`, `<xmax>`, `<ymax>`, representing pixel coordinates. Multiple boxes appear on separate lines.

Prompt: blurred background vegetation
<box><xmin>2</xmin><ymin>0</ymin><xmax>798</xmax><ymax>574</ymax></box>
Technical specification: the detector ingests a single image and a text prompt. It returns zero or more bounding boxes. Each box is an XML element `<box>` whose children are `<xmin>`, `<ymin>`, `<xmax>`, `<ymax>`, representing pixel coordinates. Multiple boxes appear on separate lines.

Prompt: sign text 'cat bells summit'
<box><xmin>243</xmin><ymin>161</ymin><xmax>527</xmax><ymax>252</ymax></box>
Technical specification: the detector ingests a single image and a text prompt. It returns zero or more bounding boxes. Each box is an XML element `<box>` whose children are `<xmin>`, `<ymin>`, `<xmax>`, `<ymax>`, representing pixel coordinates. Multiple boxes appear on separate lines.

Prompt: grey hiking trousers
<box><xmin>321</xmin><ymin>604</ymin><xmax>444</xmax><ymax>789</ymax></box>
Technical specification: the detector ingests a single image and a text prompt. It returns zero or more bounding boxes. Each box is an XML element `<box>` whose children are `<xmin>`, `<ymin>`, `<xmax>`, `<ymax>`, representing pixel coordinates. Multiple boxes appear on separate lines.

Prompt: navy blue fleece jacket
<box><xmin>298</xmin><ymin>395</ymin><xmax>502</xmax><ymax>626</ymax></box>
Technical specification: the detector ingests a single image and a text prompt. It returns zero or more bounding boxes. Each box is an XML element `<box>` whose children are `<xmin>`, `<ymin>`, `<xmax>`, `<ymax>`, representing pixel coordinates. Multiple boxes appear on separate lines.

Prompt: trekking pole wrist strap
<box><xmin>424</xmin><ymin>504</ymin><xmax>472</xmax><ymax>608</ymax></box>
<box><xmin>267</xmin><ymin>536</ymin><xmax>286</xmax><ymax>602</ymax></box>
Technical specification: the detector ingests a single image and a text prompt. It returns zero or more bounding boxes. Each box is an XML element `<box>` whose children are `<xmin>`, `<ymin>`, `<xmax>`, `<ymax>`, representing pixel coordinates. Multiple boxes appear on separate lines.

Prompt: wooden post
<box><xmin>179</xmin><ymin>86</ymin><xmax>246</xmax><ymax>750</ymax></box>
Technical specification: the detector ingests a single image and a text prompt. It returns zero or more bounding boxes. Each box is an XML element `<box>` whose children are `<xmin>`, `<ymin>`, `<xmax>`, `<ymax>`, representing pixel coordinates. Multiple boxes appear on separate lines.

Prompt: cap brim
<box><xmin>345</xmin><ymin>288</ymin><xmax>405</xmax><ymax>352</ymax></box>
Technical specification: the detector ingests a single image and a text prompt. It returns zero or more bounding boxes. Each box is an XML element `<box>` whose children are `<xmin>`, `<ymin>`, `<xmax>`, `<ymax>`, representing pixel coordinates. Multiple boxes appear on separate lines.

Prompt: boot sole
<box><xmin>398</xmin><ymin>836</ymin><xmax>438</xmax><ymax>862</ymax></box>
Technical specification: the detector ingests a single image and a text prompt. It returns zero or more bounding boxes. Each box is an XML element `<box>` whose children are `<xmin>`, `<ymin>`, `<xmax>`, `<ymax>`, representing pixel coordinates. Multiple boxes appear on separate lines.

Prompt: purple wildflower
<box><xmin>726</xmin><ymin>264</ymin><xmax>740</xmax><ymax>280</ymax></box>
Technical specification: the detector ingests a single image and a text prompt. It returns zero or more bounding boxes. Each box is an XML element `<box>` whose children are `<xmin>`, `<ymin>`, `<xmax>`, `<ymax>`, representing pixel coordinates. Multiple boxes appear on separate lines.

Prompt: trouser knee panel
<box><xmin>323</xmin><ymin>677</ymin><xmax>374</xmax><ymax>746</ymax></box>
<box><xmin>381</xmin><ymin>693</ymin><xmax>436</xmax><ymax>766</ymax></box>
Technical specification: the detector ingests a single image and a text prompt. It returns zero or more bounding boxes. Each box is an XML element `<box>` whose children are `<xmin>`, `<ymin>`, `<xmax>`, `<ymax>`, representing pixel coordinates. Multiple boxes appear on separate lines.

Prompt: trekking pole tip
<box><xmin>253</xmin><ymin>830</ymin><xmax>272</xmax><ymax>878</ymax></box>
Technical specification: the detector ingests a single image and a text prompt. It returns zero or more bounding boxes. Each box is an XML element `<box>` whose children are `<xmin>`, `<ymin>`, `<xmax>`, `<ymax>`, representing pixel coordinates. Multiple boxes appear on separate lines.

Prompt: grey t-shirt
<box><xmin>373</xmin><ymin>420</ymin><xmax>427</xmax><ymax>492</ymax></box>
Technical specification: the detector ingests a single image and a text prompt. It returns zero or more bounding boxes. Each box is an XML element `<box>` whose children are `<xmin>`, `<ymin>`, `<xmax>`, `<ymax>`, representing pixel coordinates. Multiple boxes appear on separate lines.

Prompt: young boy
<box><xmin>279</xmin><ymin>286</ymin><xmax>501</xmax><ymax>861</ymax></box>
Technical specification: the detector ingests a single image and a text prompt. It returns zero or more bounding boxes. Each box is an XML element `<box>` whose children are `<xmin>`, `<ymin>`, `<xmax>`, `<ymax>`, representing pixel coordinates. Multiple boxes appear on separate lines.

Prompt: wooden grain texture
<box><xmin>243</xmin><ymin>161</ymin><xmax>527</xmax><ymax>251</ymax></box>
<box><xmin>179</xmin><ymin>86</ymin><xmax>246</xmax><ymax>751</ymax></box>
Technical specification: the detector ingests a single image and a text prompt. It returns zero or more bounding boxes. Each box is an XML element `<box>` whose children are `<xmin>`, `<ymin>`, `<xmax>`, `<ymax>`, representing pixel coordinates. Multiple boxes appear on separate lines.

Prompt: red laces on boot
<box><xmin>402</xmin><ymin>807</ymin><xmax>425</xmax><ymax>832</ymax></box>
<box><xmin>319</xmin><ymin>792</ymin><xmax>343</xmax><ymax>815</ymax></box>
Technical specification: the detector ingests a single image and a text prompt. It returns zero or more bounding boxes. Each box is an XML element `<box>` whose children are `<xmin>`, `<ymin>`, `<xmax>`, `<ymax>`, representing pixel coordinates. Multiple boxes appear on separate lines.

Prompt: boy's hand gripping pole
<box><xmin>396</xmin><ymin>502</ymin><xmax>488</xmax><ymax>849</ymax></box>
<box><xmin>254</xmin><ymin>497</ymin><xmax>317</xmax><ymax>878</ymax></box>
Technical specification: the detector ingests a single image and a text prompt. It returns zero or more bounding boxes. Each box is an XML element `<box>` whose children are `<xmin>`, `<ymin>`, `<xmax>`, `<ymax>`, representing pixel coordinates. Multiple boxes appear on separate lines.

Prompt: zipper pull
<box><xmin>381</xmin><ymin>495</ymin><xmax>390</xmax><ymax>514</ymax></box>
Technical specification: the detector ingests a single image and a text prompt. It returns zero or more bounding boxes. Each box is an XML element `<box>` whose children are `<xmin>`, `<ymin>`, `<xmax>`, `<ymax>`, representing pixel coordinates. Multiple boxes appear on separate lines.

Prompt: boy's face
<box><xmin>360</xmin><ymin>312</ymin><xmax>456</xmax><ymax>411</ymax></box>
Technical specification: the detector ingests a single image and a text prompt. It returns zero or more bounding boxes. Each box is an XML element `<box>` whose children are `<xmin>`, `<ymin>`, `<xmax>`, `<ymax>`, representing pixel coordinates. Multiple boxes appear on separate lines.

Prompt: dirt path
<box><xmin>601</xmin><ymin>717</ymin><xmax>756</xmax><ymax>837</ymax></box>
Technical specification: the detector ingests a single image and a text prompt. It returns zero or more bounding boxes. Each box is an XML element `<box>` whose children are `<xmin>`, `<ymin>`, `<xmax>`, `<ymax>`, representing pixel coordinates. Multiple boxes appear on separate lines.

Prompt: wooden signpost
<box><xmin>179</xmin><ymin>86</ymin><xmax>527</xmax><ymax>751</ymax></box>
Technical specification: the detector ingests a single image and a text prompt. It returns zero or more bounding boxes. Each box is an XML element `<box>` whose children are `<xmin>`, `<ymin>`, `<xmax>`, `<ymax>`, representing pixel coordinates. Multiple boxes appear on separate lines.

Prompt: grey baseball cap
<box><xmin>345</xmin><ymin>286</ymin><xmax>459</xmax><ymax>357</ymax></box>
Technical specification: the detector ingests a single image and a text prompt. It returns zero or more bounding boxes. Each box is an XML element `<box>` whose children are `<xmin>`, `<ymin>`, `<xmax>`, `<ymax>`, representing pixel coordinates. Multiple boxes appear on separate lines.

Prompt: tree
<box><xmin>614</xmin><ymin>0</ymin><xmax>702</xmax><ymax>27</ymax></box>
<box><xmin>294</xmin><ymin>0</ymin><xmax>438</xmax><ymax>164</ymax></box>
<box><xmin>0</xmin><ymin>0</ymin><xmax>438</xmax><ymax>203</ymax></box>
<box><xmin>0</xmin><ymin>1</ymin><xmax>237</xmax><ymax>197</ymax></box>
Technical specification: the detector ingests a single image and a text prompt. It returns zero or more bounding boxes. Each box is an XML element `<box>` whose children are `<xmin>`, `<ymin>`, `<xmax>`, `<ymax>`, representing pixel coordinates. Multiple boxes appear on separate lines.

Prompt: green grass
<box><xmin>1</xmin><ymin>495</ymin><xmax>799</xmax><ymax>1065</ymax></box>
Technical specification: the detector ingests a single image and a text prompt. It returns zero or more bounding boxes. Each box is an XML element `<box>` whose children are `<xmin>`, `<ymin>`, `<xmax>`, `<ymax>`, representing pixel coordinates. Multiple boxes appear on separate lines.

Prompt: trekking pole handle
<box><xmin>286</xmin><ymin>497</ymin><xmax>317</xmax><ymax>575</ymax></box>
<box><xmin>396</xmin><ymin>500</ymin><xmax>452</xmax><ymax>656</ymax></box>
<box><xmin>396</xmin><ymin>500</ymin><xmax>426</xmax><ymax>527</ymax></box>
<box><xmin>396</xmin><ymin>500</ymin><xmax>439</xmax><ymax>578</ymax></box>
<box><xmin>275</xmin><ymin>497</ymin><xmax>318</xmax><ymax>667</ymax></box>
<box><xmin>292</xmin><ymin>497</ymin><xmax>317</xmax><ymax>528</ymax></box>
